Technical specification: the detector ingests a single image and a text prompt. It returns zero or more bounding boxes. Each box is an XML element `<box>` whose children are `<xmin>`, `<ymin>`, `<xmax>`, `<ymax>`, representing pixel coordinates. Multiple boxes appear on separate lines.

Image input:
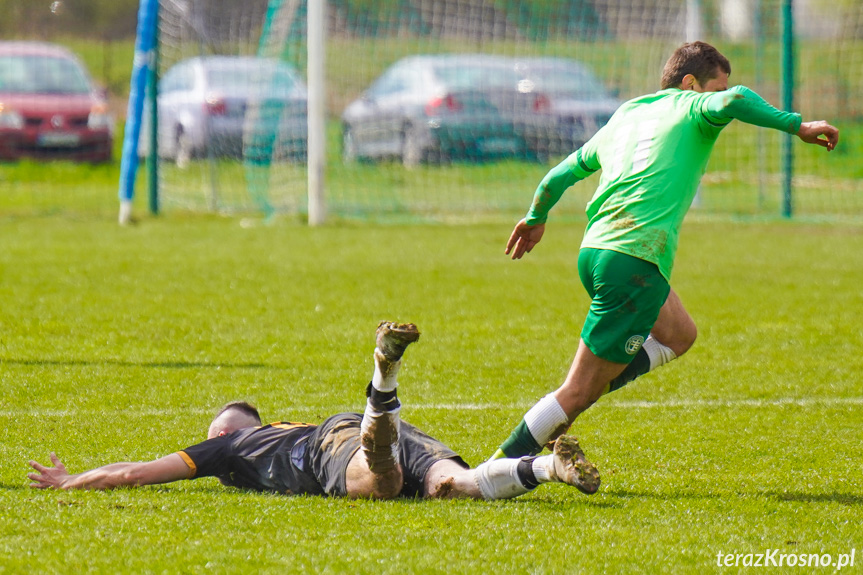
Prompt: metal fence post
<box><xmin>781</xmin><ymin>0</ymin><xmax>795</xmax><ymax>218</ymax></box>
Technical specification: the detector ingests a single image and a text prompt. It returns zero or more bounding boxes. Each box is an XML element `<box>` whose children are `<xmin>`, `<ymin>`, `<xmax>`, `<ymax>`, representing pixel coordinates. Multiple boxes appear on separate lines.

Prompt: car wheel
<box><xmin>401</xmin><ymin>124</ymin><xmax>425</xmax><ymax>168</ymax></box>
<box><xmin>342</xmin><ymin>127</ymin><xmax>358</xmax><ymax>163</ymax></box>
<box><xmin>176</xmin><ymin>127</ymin><xmax>192</xmax><ymax>169</ymax></box>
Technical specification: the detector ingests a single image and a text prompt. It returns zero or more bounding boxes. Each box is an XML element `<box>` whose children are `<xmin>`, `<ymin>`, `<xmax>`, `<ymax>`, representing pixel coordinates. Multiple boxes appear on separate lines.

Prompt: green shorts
<box><xmin>577</xmin><ymin>248</ymin><xmax>670</xmax><ymax>364</ymax></box>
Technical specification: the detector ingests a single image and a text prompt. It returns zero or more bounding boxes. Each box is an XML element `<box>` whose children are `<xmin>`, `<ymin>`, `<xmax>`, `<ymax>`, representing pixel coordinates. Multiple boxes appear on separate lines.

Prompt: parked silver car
<box><xmin>513</xmin><ymin>57</ymin><xmax>621</xmax><ymax>159</ymax></box>
<box><xmin>341</xmin><ymin>54</ymin><xmax>539</xmax><ymax>166</ymax></box>
<box><xmin>142</xmin><ymin>56</ymin><xmax>308</xmax><ymax>166</ymax></box>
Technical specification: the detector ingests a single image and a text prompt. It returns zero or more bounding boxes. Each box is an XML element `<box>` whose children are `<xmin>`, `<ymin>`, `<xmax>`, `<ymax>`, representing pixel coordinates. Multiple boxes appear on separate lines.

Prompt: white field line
<box><xmin>1</xmin><ymin>397</ymin><xmax>862</xmax><ymax>418</ymax></box>
<box><xmin>407</xmin><ymin>397</ymin><xmax>863</xmax><ymax>410</ymax></box>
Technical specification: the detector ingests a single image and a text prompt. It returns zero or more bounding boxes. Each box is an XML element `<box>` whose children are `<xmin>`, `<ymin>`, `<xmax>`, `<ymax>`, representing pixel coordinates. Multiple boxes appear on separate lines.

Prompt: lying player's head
<box><xmin>661</xmin><ymin>41</ymin><xmax>731</xmax><ymax>92</ymax></box>
<box><xmin>207</xmin><ymin>401</ymin><xmax>262</xmax><ymax>439</ymax></box>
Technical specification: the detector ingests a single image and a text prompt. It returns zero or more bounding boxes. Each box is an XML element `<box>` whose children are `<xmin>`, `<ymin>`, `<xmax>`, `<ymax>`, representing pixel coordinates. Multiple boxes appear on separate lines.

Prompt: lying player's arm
<box><xmin>703</xmin><ymin>86</ymin><xmax>839</xmax><ymax>150</ymax></box>
<box><xmin>28</xmin><ymin>452</ymin><xmax>192</xmax><ymax>490</ymax></box>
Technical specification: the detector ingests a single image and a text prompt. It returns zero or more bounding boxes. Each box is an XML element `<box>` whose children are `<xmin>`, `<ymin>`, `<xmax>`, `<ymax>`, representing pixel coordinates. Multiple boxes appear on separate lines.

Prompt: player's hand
<box><xmin>28</xmin><ymin>453</ymin><xmax>70</xmax><ymax>490</ymax></box>
<box><xmin>505</xmin><ymin>219</ymin><xmax>545</xmax><ymax>260</ymax></box>
<box><xmin>797</xmin><ymin>121</ymin><xmax>839</xmax><ymax>151</ymax></box>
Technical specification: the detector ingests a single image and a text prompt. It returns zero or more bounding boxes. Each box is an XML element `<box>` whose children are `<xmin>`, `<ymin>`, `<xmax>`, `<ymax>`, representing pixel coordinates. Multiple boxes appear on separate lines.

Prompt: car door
<box><xmin>350</xmin><ymin>66</ymin><xmax>414</xmax><ymax>157</ymax></box>
<box><xmin>158</xmin><ymin>62</ymin><xmax>199</xmax><ymax>157</ymax></box>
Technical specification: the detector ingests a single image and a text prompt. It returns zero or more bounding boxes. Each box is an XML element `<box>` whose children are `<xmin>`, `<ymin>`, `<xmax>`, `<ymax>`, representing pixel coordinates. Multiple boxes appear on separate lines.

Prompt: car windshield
<box><xmin>432</xmin><ymin>64</ymin><xmax>521</xmax><ymax>91</ymax></box>
<box><xmin>206</xmin><ymin>63</ymin><xmax>301</xmax><ymax>93</ymax></box>
<box><xmin>0</xmin><ymin>55</ymin><xmax>92</xmax><ymax>94</ymax></box>
<box><xmin>526</xmin><ymin>66</ymin><xmax>611</xmax><ymax>100</ymax></box>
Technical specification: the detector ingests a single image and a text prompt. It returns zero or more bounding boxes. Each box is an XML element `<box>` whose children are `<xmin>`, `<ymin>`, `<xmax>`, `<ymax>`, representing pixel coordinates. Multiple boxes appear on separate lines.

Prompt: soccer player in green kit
<box><xmin>488</xmin><ymin>42</ymin><xmax>839</xmax><ymax>491</ymax></box>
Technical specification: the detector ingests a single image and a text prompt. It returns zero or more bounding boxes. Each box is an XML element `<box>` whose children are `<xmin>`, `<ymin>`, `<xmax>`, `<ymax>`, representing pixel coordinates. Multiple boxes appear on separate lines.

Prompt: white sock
<box><xmin>524</xmin><ymin>393</ymin><xmax>569</xmax><ymax>447</ymax></box>
<box><xmin>372</xmin><ymin>349</ymin><xmax>401</xmax><ymax>392</ymax></box>
<box><xmin>531</xmin><ymin>455</ymin><xmax>556</xmax><ymax>483</ymax></box>
<box><xmin>473</xmin><ymin>459</ymin><xmax>532</xmax><ymax>500</ymax></box>
<box><xmin>643</xmin><ymin>335</ymin><xmax>677</xmax><ymax>371</ymax></box>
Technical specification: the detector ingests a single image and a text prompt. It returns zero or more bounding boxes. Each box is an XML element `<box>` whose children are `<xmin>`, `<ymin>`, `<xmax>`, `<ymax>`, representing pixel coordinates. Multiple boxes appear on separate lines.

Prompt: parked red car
<box><xmin>0</xmin><ymin>42</ymin><xmax>113</xmax><ymax>162</ymax></box>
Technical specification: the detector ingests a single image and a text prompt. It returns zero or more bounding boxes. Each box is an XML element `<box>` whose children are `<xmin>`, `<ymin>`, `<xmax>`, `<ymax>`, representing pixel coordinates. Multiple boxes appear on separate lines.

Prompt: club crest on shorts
<box><xmin>624</xmin><ymin>335</ymin><xmax>645</xmax><ymax>355</ymax></box>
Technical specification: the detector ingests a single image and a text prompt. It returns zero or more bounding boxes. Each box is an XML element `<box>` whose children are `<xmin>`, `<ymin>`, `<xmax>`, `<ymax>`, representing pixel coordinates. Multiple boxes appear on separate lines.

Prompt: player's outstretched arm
<box><xmin>511</xmin><ymin>144</ymin><xmax>600</xmax><ymax>259</ymax></box>
<box><xmin>505</xmin><ymin>219</ymin><xmax>545</xmax><ymax>260</ymax></box>
<box><xmin>797</xmin><ymin>120</ymin><xmax>839</xmax><ymax>151</ymax></box>
<box><xmin>28</xmin><ymin>452</ymin><xmax>191</xmax><ymax>490</ymax></box>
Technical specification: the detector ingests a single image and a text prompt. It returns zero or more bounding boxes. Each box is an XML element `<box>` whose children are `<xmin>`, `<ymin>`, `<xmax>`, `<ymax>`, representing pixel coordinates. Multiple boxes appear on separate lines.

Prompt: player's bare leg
<box><xmin>424</xmin><ymin>459</ymin><xmax>483</xmax><ymax>499</ymax></box>
<box><xmin>355</xmin><ymin>322</ymin><xmax>420</xmax><ymax>498</ymax></box>
<box><xmin>650</xmin><ymin>288</ymin><xmax>696</xmax><ymax>356</ymax></box>
<box><xmin>603</xmin><ymin>288</ymin><xmax>693</xmax><ymax>395</ymax></box>
<box><xmin>488</xmin><ymin>339</ymin><xmax>623</xmax><ymax>463</ymax></box>
<box><xmin>554</xmin><ymin>340</ymin><xmax>628</xmax><ymax>416</ymax></box>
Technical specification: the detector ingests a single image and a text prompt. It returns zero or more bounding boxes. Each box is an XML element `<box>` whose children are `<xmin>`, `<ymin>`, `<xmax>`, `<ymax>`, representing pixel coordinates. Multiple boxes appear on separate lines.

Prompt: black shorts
<box><xmin>305</xmin><ymin>412</ymin><xmax>467</xmax><ymax>497</ymax></box>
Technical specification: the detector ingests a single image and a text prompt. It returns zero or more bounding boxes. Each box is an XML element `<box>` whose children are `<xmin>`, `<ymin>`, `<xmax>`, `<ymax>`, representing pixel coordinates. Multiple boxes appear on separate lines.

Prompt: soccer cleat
<box><xmin>551</xmin><ymin>434</ymin><xmax>601</xmax><ymax>495</ymax></box>
<box><xmin>375</xmin><ymin>321</ymin><xmax>420</xmax><ymax>361</ymax></box>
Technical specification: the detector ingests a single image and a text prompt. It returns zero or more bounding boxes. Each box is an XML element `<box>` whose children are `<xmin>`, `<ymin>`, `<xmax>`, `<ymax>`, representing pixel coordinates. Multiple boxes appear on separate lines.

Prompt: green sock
<box><xmin>490</xmin><ymin>420</ymin><xmax>543</xmax><ymax>460</ymax></box>
<box><xmin>606</xmin><ymin>347</ymin><xmax>650</xmax><ymax>394</ymax></box>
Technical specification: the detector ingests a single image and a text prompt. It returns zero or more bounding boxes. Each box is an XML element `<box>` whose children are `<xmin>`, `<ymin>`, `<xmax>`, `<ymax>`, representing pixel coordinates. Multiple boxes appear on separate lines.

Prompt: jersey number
<box><xmin>607</xmin><ymin>119</ymin><xmax>659</xmax><ymax>180</ymax></box>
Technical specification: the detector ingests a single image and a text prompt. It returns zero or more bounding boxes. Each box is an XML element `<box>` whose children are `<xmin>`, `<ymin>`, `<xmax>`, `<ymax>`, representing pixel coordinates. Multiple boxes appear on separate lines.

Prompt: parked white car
<box><xmin>141</xmin><ymin>56</ymin><xmax>308</xmax><ymax>166</ymax></box>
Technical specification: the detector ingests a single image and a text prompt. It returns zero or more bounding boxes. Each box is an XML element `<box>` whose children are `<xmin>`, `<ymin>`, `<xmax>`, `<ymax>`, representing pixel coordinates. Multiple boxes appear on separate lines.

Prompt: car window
<box><xmin>160</xmin><ymin>67</ymin><xmax>181</xmax><ymax>92</ymax></box>
<box><xmin>432</xmin><ymin>64</ymin><xmax>519</xmax><ymax>91</ymax></box>
<box><xmin>367</xmin><ymin>67</ymin><xmax>411</xmax><ymax>98</ymax></box>
<box><xmin>161</xmin><ymin>64</ymin><xmax>197</xmax><ymax>93</ymax></box>
<box><xmin>526</xmin><ymin>66</ymin><xmax>611</xmax><ymax>100</ymax></box>
<box><xmin>0</xmin><ymin>55</ymin><xmax>91</xmax><ymax>94</ymax></box>
<box><xmin>206</xmin><ymin>63</ymin><xmax>300</xmax><ymax>92</ymax></box>
<box><xmin>176</xmin><ymin>66</ymin><xmax>196</xmax><ymax>91</ymax></box>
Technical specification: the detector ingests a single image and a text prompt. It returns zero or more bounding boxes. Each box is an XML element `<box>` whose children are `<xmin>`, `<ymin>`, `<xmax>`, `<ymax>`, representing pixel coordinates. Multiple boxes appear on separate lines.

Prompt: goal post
<box><xmin>118</xmin><ymin>0</ymin><xmax>159</xmax><ymax>224</ymax></box>
<box><xmin>120</xmin><ymin>0</ymin><xmax>318</xmax><ymax>222</ymax></box>
<box><xmin>306</xmin><ymin>0</ymin><xmax>326</xmax><ymax>226</ymax></box>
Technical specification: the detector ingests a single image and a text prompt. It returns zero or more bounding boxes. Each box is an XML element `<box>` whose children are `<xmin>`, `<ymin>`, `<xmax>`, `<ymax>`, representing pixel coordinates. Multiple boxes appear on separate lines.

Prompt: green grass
<box><xmin>1</xmin><ymin>217</ymin><xmax>861</xmax><ymax>573</ymax></box>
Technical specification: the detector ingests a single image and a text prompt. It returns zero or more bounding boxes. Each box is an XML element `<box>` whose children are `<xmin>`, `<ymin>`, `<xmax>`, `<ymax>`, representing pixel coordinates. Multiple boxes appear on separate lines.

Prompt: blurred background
<box><xmin>0</xmin><ymin>0</ymin><xmax>860</xmax><ymax>222</ymax></box>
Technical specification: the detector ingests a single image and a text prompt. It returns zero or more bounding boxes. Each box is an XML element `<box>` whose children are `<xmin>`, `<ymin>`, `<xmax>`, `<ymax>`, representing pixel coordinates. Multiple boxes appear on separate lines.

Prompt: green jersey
<box><xmin>525</xmin><ymin>85</ymin><xmax>802</xmax><ymax>280</ymax></box>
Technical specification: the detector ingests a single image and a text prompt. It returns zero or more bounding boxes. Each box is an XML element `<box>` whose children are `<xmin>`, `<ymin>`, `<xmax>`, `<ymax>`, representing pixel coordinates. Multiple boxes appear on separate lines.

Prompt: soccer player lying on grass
<box><xmin>29</xmin><ymin>322</ymin><xmax>599</xmax><ymax>499</ymax></box>
<box><xmin>490</xmin><ymin>42</ymin><xmax>840</xmax><ymax>472</ymax></box>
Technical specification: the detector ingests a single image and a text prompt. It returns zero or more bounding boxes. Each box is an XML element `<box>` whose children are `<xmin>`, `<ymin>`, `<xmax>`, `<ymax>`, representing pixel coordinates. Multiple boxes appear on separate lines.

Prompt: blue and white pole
<box><xmin>118</xmin><ymin>0</ymin><xmax>159</xmax><ymax>225</ymax></box>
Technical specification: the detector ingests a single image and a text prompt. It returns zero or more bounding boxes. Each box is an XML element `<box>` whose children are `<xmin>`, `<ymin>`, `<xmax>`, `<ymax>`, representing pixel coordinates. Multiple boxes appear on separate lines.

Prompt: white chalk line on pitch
<box><xmin>389</xmin><ymin>397</ymin><xmax>863</xmax><ymax>410</ymax></box>
<box><xmin>2</xmin><ymin>397</ymin><xmax>862</xmax><ymax>418</ymax></box>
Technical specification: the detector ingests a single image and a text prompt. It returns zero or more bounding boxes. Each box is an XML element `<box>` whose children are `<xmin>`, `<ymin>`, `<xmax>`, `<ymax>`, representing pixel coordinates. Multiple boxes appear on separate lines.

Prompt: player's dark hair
<box><xmin>216</xmin><ymin>401</ymin><xmax>261</xmax><ymax>424</ymax></box>
<box><xmin>660</xmin><ymin>41</ymin><xmax>731</xmax><ymax>89</ymax></box>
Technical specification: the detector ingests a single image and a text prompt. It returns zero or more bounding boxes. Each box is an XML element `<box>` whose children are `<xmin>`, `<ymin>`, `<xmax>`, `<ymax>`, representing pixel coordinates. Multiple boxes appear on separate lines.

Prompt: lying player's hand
<box><xmin>797</xmin><ymin>121</ymin><xmax>839</xmax><ymax>151</ymax></box>
<box><xmin>505</xmin><ymin>220</ymin><xmax>545</xmax><ymax>260</ymax></box>
<box><xmin>28</xmin><ymin>453</ymin><xmax>70</xmax><ymax>490</ymax></box>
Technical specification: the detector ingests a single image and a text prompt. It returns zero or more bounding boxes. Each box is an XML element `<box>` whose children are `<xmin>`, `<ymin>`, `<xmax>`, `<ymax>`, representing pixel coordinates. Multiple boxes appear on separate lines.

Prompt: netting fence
<box><xmin>3</xmin><ymin>0</ymin><xmax>862</xmax><ymax>222</ymax></box>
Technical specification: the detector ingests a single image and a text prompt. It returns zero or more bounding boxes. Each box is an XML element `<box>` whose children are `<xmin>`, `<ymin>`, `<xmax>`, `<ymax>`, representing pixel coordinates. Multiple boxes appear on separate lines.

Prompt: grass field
<box><xmin>1</xmin><ymin>215</ymin><xmax>861</xmax><ymax>573</ymax></box>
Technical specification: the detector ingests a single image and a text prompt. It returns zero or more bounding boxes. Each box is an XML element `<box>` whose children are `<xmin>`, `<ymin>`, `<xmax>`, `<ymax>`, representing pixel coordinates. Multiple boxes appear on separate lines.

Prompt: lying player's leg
<box><xmin>353</xmin><ymin>321</ymin><xmax>421</xmax><ymax>498</ymax></box>
<box><xmin>425</xmin><ymin>435</ymin><xmax>600</xmax><ymax>499</ymax></box>
<box><xmin>345</xmin><ymin>444</ymin><xmax>402</xmax><ymax>499</ymax></box>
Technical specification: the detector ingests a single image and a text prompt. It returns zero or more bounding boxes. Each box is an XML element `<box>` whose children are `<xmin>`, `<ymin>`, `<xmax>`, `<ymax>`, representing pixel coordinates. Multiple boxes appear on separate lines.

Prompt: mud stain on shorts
<box><xmin>320</xmin><ymin>421</ymin><xmax>363</xmax><ymax>461</ymax></box>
